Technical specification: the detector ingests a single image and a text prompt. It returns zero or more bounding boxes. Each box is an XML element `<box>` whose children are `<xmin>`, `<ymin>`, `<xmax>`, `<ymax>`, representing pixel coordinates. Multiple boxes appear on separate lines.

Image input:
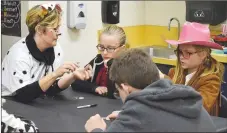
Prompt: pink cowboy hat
<box><xmin>165</xmin><ymin>22</ymin><xmax>223</xmax><ymax>50</ymax></box>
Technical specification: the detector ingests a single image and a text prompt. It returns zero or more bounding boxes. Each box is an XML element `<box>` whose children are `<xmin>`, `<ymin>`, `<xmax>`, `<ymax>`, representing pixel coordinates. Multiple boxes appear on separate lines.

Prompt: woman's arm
<box><xmin>38</xmin><ymin>72</ymin><xmax>59</xmax><ymax>91</ymax></box>
<box><xmin>14</xmin><ymin>71</ymin><xmax>67</xmax><ymax>103</ymax></box>
<box><xmin>39</xmin><ymin>62</ymin><xmax>78</xmax><ymax>91</ymax></box>
<box><xmin>45</xmin><ymin>68</ymin><xmax>93</xmax><ymax>96</ymax></box>
<box><xmin>11</xmin><ymin>60</ymin><xmax>59</xmax><ymax>103</ymax></box>
<box><xmin>14</xmin><ymin>62</ymin><xmax>78</xmax><ymax>103</ymax></box>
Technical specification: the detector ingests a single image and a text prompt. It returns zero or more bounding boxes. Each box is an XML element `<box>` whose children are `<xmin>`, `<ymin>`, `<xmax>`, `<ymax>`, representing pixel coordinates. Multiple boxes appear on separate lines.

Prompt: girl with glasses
<box><xmin>160</xmin><ymin>22</ymin><xmax>224</xmax><ymax>116</ymax></box>
<box><xmin>71</xmin><ymin>25</ymin><xmax>127</xmax><ymax>99</ymax></box>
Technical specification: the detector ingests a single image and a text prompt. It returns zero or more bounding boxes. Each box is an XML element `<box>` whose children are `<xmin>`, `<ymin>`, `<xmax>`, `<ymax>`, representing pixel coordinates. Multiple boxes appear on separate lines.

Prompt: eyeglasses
<box><xmin>47</xmin><ymin>25</ymin><xmax>60</xmax><ymax>32</ymax></box>
<box><xmin>113</xmin><ymin>83</ymin><xmax>121</xmax><ymax>99</ymax></box>
<box><xmin>39</xmin><ymin>3</ymin><xmax>62</xmax><ymax>19</ymax></box>
<box><xmin>174</xmin><ymin>49</ymin><xmax>201</xmax><ymax>59</ymax></box>
<box><xmin>96</xmin><ymin>44</ymin><xmax>122</xmax><ymax>53</ymax></box>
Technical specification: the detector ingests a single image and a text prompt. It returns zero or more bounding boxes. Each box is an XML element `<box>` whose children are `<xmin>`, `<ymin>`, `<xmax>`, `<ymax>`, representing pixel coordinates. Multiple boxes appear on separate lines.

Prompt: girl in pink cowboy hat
<box><xmin>160</xmin><ymin>21</ymin><xmax>225</xmax><ymax>116</ymax></box>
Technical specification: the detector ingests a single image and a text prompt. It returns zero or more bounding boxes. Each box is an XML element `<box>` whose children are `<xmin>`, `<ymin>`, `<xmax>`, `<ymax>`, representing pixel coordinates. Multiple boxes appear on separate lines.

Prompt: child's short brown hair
<box><xmin>110</xmin><ymin>48</ymin><xmax>160</xmax><ymax>89</ymax></box>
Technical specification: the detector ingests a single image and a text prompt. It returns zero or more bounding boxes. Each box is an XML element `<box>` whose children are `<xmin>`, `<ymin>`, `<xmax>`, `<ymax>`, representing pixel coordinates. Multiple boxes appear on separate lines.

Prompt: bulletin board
<box><xmin>1</xmin><ymin>0</ymin><xmax>21</xmax><ymax>37</ymax></box>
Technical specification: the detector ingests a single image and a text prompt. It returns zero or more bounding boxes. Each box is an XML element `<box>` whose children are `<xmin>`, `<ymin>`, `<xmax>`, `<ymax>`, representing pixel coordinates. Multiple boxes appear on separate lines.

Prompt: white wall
<box><xmin>145</xmin><ymin>1</ymin><xmax>186</xmax><ymax>27</ymax></box>
<box><xmin>120</xmin><ymin>1</ymin><xmax>145</xmax><ymax>26</ymax></box>
<box><xmin>1</xmin><ymin>1</ymin><xmax>145</xmax><ymax>66</ymax></box>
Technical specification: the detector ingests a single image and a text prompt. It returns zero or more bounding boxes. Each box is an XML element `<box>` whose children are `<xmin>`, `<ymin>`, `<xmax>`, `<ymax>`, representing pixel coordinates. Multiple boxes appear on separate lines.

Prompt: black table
<box><xmin>3</xmin><ymin>88</ymin><xmax>122</xmax><ymax>132</ymax></box>
<box><xmin>3</xmin><ymin>88</ymin><xmax>227</xmax><ymax>132</ymax></box>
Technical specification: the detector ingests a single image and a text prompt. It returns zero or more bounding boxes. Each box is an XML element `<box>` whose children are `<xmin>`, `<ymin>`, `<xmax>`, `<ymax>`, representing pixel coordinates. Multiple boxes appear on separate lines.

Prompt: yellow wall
<box><xmin>144</xmin><ymin>25</ymin><xmax>178</xmax><ymax>47</ymax></box>
<box><xmin>98</xmin><ymin>25</ymin><xmax>222</xmax><ymax>48</ymax></box>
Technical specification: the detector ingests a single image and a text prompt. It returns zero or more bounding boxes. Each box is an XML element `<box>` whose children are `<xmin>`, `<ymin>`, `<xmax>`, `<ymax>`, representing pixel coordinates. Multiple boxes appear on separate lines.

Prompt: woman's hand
<box><xmin>55</xmin><ymin>62</ymin><xmax>79</xmax><ymax>77</ymax></box>
<box><xmin>72</xmin><ymin>67</ymin><xmax>92</xmax><ymax>81</ymax></box>
<box><xmin>57</xmin><ymin>64</ymin><xmax>92</xmax><ymax>89</ymax></box>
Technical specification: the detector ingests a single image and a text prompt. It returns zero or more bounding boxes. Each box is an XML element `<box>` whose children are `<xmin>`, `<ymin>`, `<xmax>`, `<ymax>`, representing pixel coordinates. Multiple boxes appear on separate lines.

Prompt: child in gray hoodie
<box><xmin>85</xmin><ymin>49</ymin><xmax>216</xmax><ymax>132</ymax></box>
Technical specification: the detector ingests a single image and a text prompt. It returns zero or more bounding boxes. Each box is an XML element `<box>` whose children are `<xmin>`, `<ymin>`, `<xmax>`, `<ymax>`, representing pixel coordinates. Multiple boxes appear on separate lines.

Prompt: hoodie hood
<box><xmin>124</xmin><ymin>79</ymin><xmax>203</xmax><ymax>118</ymax></box>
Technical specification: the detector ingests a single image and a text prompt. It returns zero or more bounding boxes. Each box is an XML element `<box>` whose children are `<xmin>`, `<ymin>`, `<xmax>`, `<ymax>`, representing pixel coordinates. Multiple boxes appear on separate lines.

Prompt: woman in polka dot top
<box><xmin>1</xmin><ymin>3</ymin><xmax>92</xmax><ymax>103</ymax></box>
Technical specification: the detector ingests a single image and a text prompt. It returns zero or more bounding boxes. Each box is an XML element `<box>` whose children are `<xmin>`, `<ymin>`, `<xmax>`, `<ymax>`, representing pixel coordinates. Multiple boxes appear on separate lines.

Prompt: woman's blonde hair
<box><xmin>172</xmin><ymin>45</ymin><xmax>224</xmax><ymax>85</ymax></box>
<box><xmin>26</xmin><ymin>4</ymin><xmax>61</xmax><ymax>34</ymax></box>
<box><xmin>100</xmin><ymin>25</ymin><xmax>129</xmax><ymax>48</ymax></box>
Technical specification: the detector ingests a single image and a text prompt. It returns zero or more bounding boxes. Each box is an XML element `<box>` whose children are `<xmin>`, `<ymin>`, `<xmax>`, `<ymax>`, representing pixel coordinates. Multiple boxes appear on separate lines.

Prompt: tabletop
<box><xmin>2</xmin><ymin>88</ymin><xmax>227</xmax><ymax>132</ymax></box>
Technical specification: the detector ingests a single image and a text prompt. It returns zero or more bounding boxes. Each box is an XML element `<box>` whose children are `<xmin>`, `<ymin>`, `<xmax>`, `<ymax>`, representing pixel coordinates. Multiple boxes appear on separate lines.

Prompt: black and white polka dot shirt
<box><xmin>2</xmin><ymin>38</ymin><xmax>63</xmax><ymax>96</ymax></box>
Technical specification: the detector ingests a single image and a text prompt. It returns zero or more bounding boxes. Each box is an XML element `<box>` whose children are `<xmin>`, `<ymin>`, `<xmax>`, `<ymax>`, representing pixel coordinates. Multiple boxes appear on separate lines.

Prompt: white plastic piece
<box><xmin>74</xmin><ymin>96</ymin><xmax>84</xmax><ymax>100</ymax></box>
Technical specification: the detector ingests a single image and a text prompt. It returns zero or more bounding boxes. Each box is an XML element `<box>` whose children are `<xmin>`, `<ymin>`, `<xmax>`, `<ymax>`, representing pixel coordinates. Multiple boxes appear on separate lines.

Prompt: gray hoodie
<box><xmin>93</xmin><ymin>79</ymin><xmax>216</xmax><ymax>132</ymax></box>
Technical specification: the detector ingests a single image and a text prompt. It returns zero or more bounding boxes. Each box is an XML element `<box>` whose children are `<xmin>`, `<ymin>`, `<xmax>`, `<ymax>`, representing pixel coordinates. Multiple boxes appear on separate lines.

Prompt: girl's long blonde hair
<box><xmin>172</xmin><ymin>45</ymin><xmax>224</xmax><ymax>85</ymax></box>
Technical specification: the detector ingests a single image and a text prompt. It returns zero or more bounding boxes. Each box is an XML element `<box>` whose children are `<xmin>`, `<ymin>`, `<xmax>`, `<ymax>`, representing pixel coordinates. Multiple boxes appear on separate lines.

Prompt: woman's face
<box><xmin>177</xmin><ymin>44</ymin><xmax>207</xmax><ymax>70</ymax></box>
<box><xmin>41</xmin><ymin>24</ymin><xmax>60</xmax><ymax>47</ymax></box>
<box><xmin>98</xmin><ymin>34</ymin><xmax>124</xmax><ymax>61</ymax></box>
